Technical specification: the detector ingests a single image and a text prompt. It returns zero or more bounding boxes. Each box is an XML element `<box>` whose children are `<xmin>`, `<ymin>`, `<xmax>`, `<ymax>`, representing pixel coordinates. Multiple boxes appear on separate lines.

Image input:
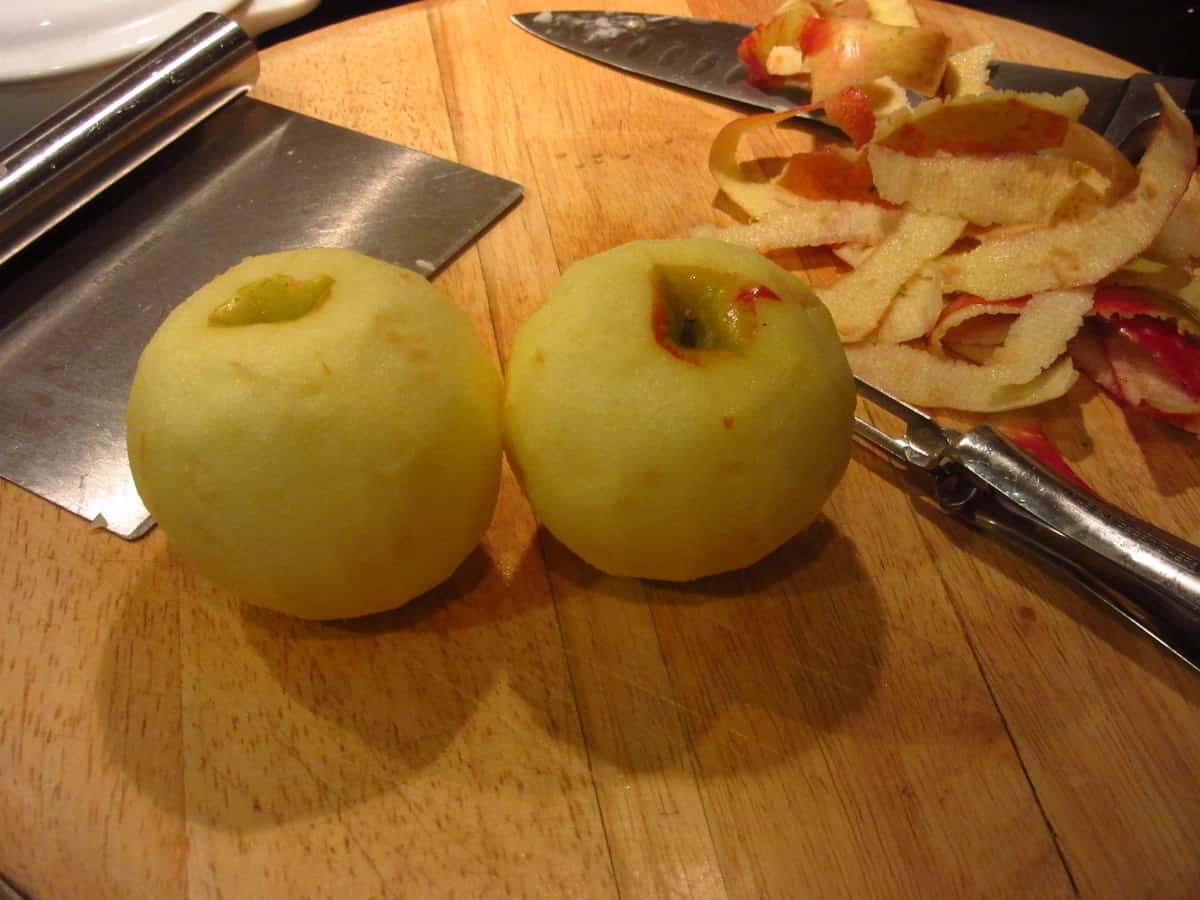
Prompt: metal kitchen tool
<box><xmin>0</xmin><ymin>870</ymin><xmax>28</xmax><ymax>900</ymax></box>
<box><xmin>510</xmin><ymin>11</ymin><xmax>1198</xmax><ymax>147</ymax></box>
<box><xmin>0</xmin><ymin>14</ymin><xmax>522</xmax><ymax>539</ymax></box>
<box><xmin>854</xmin><ymin>376</ymin><xmax>1200</xmax><ymax>673</ymax></box>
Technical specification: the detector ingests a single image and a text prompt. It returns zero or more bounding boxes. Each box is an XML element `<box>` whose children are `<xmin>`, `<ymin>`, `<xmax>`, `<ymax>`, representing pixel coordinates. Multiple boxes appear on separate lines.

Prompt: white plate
<box><xmin>0</xmin><ymin>0</ymin><xmax>319</xmax><ymax>82</ymax></box>
<box><xmin>0</xmin><ymin>0</ymin><xmax>318</xmax><ymax>147</ymax></box>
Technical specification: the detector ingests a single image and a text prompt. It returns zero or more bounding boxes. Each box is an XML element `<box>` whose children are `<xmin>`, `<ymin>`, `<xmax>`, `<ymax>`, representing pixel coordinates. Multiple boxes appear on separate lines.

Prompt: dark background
<box><xmin>261</xmin><ymin>1</ymin><xmax>1198</xmax><ymax>77</ymax></box>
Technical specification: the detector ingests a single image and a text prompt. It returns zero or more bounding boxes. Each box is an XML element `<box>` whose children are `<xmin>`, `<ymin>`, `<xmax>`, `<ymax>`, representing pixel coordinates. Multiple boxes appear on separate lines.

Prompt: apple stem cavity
<box><xmin>651</xmin><ymin>265</ymin><xmax>780</xmax><ymax>364</ymax></box>
<box><xmin>209</xmin><ymin>274</ymin><xmax>335</xmax><ymax>327</ymax></box>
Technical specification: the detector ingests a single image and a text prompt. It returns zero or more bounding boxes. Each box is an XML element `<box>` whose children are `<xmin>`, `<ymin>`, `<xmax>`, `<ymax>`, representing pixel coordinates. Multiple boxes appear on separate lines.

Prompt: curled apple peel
<box><xmin>694</xmin><ymin>203</ymin><xmax>901</xmax><ymax>251</ymax></box>
<box><xmin>1148</xmin><ymin>169</ymin><xmax>1200</xmax><ymax>265</ymax></box>
<box><xmin>941</xmin><ymin>43</ymin><xmax>993</xmax><ymax>98</ymax></box>
<box><xmin>874</xmin><ymin>263</ymin><xmax>944</xmax><ymax>343</ymax></box>
<box><xmin>817</xmin><ymin>211</ymin><xmax>964</xmax><ymax>340</ymax></box>
<box><xmin>928</xmin><ymin>293</ymin><xmax>1029</xmax><ymax>356</ymax></box>
<box><xmin>845</xmin><ymin>289</ymin><xmax>1091</xmax><ymax>411</ymax></box>
<box><xmin>800</xmin><ymin>16</ymin><xmax>951</xmax><ymax>102</ymax></box>
<box><xmin>704</xmin><ymin>25</ymin><xmax>1200</xmax><ymax>431</ymax></box>
<box><xmin>873</xmin><ymin>88</ymin><xmax>1087</xmax><ymax>153</ymax></box>
<box><xmin>868</xmin><ymin>145</ymin><xmax>1092</xmax><ymax>225</ymax></box>
<box><xmin>941</xmin><ymin>88</ymin><xmax>1196</xmax><ymax>299</ymax></box>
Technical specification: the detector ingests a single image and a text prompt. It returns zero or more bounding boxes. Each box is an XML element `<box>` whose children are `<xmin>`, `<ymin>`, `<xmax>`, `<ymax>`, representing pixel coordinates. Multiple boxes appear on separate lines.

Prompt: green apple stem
<box><xmin>209</xmin><ymin>274</ymin><xmax>335</xmax><ymax>326</ymax></box>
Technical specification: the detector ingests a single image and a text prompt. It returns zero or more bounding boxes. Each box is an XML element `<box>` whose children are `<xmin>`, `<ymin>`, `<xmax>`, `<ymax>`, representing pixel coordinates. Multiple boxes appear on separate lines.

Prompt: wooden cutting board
<box><xmin>2</xmin><ymin>1</ymin><xmax>1197</xmax><ymax>897</ymax></box>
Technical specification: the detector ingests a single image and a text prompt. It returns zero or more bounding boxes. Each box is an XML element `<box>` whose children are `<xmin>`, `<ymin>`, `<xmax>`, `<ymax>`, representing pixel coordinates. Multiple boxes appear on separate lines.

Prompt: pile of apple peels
<box><xmin>705</xmin><ymin>0</ymin><xmax>1200</xmax><ymax>434</ymax></box>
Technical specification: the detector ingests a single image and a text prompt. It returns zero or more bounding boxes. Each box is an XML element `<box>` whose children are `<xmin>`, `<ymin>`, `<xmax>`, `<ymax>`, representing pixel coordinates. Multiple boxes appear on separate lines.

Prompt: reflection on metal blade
<box><xmin>511</xmin><ymin>11</ymin><xmax>810</xmax><ymax>113</ymax></box>
<box><xmin>512</xmin><ymin>10</ymin><xmax>1197</xmax><ymax>149</ymax></box>
<box><xmin>0</xmin><ymin>97</ymin><xmax>521</xmax><ymax>538</ymax></box>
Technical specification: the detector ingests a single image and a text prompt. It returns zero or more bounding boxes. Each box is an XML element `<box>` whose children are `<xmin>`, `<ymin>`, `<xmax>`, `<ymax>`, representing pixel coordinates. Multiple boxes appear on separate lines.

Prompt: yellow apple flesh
<box><xmin>126</xmin><ymin>248</ymin><xmax>502</xmax><ymax>619</ymax></box>
<box><xmin>503</xmin><ymin>238</ymin><xmax>854</xmax><ymax>581</ymax></box>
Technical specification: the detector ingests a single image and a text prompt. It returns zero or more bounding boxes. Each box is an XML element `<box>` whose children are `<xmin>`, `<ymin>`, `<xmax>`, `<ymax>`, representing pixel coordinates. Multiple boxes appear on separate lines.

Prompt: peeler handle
<box><xmin>946</xmin><ymin>426</ymin><xmax>1200</xmax><ymax>672</ymax></box>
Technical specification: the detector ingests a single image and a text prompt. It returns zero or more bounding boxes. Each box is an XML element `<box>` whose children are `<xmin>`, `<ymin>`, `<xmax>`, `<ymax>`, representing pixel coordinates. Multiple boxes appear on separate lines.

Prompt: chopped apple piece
<box><xmin>800</xmin><ymin>16</ymin><xmax>951</xmax><ymax>102</ymax></box>
<box><xmin>864</xmin><ymin>0</ymin><xmax>919</xmax><ymax>27</ymax></box>
<box><xmin>737</xmin><ymin>1</ymin><xmax>821</xmax><ymax>87</ymax></box>
<box><xmin>942</xmin><ymin>43</ymin><xmax>994</xmax><ymax>98</ymax></box>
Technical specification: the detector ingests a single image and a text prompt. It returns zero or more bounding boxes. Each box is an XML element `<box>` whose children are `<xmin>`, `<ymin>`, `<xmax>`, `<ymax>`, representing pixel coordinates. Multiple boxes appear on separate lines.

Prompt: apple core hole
<box><xmin>651</xmin><ymin>265</ymin><xmax>779</xmax><ymax>362</ymax></box>
<box><xmin>209</xmin><ymin>274</ymin><xmax>335</xmax><ymax>326</ymax></box>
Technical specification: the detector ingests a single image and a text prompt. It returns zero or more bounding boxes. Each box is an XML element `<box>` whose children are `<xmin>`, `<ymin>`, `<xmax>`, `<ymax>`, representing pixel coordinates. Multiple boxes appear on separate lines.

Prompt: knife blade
<box><xmin>511</xmin><ymin>10</ymin><xmax>1197</xmax><ymax>147</ymax></box>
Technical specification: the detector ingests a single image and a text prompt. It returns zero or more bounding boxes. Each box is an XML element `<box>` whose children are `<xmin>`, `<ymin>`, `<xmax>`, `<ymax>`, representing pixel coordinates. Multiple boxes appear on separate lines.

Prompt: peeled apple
<box><xmin>126</xmin><ymin>248</ymin><xmax>503</xmax><ymax>620</ymax></box>
<box><xmin>502</xmin><ymin>238</ymin><xmax>855</xmax><ymax>581</ymax></box>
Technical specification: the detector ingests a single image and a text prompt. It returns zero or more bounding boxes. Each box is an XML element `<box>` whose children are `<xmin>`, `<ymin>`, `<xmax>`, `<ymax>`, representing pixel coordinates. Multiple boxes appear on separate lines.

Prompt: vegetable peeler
<box><xmin>853</xmin><ymin>376</ymin><xmax>1200</xmax><ymax>672</ymax></box>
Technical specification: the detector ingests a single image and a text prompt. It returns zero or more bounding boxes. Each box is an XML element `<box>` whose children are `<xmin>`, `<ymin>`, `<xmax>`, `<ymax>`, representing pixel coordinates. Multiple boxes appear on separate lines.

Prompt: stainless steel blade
<box><xmin>510</xmin><ymin>11</ymin><xmax>810</xmax><ymax>113</ymax></box>
<box><xmin>0</xmin><ymin>53</ymin><xmax>521</xmax><ymax>540</ymax></box>
<box><xmin>988</xmin><ymin>60</ymin><xmax>1195</xmax><ymax>146</ymax></box>
<box><xmin>512</xmin><ymin>11</ymin><xmax>1197</xmax><ymax>145</ymax></box>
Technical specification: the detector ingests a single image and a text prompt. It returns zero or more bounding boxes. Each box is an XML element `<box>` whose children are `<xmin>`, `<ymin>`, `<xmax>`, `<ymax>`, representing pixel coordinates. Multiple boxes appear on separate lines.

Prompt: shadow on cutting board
<box><xmin>97</xmin><ymin>508</ymin><xmax>886</xmax><ymax>831</ymax></box>
<box><xmin>857</xmin><ymin>447</ymin><xmax>1200</xmax><ymax>706</ymax></box>
<box><xmin>517</xmin><ymin>518</ymin><xmax>887</xmax><ymax>774</ymax></box>
<box><xmin>96</xmin><ymin>536</ymin><xmax>573</xmax><ymax>833</ymax></box>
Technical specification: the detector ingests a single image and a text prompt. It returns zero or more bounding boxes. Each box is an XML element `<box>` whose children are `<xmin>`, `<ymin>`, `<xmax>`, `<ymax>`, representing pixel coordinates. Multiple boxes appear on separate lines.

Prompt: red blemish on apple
<box><xmin>722</xmin><ymin>416</ymin><xmax>735</xmax><ymax>429</ymax></box>
<box><xmin>1092</xmin><ymin>286</ymin><xmax>1154</xmax><ymax>318</ymax></box>
<box><xmin>779</xmin><ymin>149</ymin><xmax>880</xmax><ymax>203</ymax></box>
<box><xmin>735</xmin><ymin>284</ymin><xmax>780</xmax><ymax>307</ymax></box>
<box><xmin>936</xmin><ymin>292</ymin><xmax>1029</xmax><ymax>324</ymax></box>
<box><xmin>880</xmin><ymin>99</ymin><xmax>1069</xmax><ymax>157</ymax></box>
<box><xmin>798</xmin><ymin>16</ymin><xmax>832</xmax><ymax>56</ymax></box>
<box><xmin>1115</xmin><ymin>317</ymin><xmax>1200</xmax><ymax>398</ymax></box>
<box><xmin>737</xmin><ymin>27</ymin><xmax>774</xmax><ymax>86</ymax></box>
<box><xmin>824</xmin><ymin>86</ymin><xmax>876</xmax><ymax>148</ymax></box>
<box><xmin>652</xmin><ymin>269</ymin><xmax>776</xmax><ymax>364</ymax></box>
<box><xmin>1091</xmin><ymin>285</ymin><xmax>1169</xmax><ymax>319</ymax></box>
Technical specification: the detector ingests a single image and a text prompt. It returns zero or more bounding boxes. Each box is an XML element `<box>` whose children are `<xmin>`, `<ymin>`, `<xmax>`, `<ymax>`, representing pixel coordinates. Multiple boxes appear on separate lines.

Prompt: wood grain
<box><xmin>1</xmin><ymin>1</ymin><xmax>1197</xmax><ymax>897</ymax></box>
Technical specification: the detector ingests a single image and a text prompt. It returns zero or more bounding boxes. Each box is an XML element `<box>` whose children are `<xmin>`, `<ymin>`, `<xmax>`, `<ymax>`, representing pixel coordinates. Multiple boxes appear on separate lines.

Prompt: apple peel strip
<box><xmin>939</xmin><ymin>88</ymin><xmax>1197</xmax><ymax>300</ymax></box>
<box><xmin>874</xmin><ymin>263</ymin><xmax>946</xmax><ymax>343</ymax></box>
<box><xmin>846</xmin><ymin>288</ymin><xmax>1092</xmax><ymax>411</ymax></box>
<box><xmin>873</xmin><ymin>87</ymin><xmax>1088</xmax><ymax>149</ymax></box>
<box><xmin>818</xmin><ymin>211</ymin><xmax>965</xmax><ymax>341</ymax></box>
<box><xmin>694</xmin><ymin>202</ymin><xmax>900</xmax><ymax>251</ymax></box>
<box><xmin>868</xmin><ymin>145</ymin><xmax>1093</xmax><ymax>226</ymax></box>
<box><xmin>710</xmin><ymin>109</ymin><xmax>819</xmax><ymax>220</ymax></box>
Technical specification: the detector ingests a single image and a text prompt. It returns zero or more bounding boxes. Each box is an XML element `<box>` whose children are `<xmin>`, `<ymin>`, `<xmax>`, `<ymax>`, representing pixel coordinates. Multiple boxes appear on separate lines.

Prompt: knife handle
<box><xmin>944</xmin><ymin>426</ymin><xmax>1200</xmax><ymax>673</ymax></box>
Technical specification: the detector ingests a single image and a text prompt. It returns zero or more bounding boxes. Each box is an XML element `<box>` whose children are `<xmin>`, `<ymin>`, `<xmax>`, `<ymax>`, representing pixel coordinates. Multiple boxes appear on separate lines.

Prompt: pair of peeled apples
<box><xmin>126</xmin><ymin>240</ymin><xmax>854</xmax><ymax>620</ymax></box>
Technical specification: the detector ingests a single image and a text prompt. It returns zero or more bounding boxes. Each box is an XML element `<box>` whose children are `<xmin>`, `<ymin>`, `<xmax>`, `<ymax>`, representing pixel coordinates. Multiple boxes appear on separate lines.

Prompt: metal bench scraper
<box><xmin>0</xmin><ymin>14</ymin><xmax>522</xmax><ymax>539</ymax></box>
